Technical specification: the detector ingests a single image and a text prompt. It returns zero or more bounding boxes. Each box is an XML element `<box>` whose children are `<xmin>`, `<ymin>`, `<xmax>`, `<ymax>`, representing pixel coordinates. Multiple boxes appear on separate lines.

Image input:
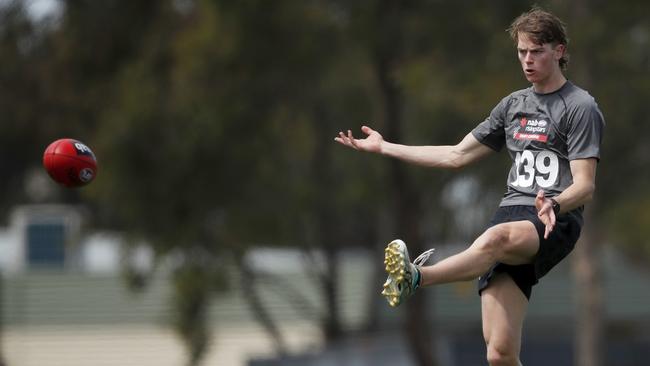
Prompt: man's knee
<box><xmin>475</xmin><ymin>226</ymin><xmax>509</xmax><ymax>258</ymax></box>
<box><xmin>475</xmin><ymin>222</ymin><xmax>538</xmax><ymax>265</ymax></box>
<box><xmin>486</xmin><ymin>343</ymin><xmax>519</xmax><ymax>366</ymax></box>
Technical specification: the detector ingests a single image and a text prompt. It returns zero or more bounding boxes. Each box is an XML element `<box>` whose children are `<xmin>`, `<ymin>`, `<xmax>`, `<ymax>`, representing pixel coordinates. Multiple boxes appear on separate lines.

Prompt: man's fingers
<box><xmin>543</xmin><ymin>210</ymin><xmax>557</xmax><ymax>239</ymax></box>
<box><xmin>550</xmin><ymin>210</ymin><xmax>556</xmax><ymax>226</ymax></box>
<box><xmin>535</xmin><ymin>190</ymin><xmax>545</xmax><ymax>210</ymax></box>
<box><xmin>335</xmin><ymin>131</ymin><xmax>348</xmax><ymax>144</ymax></box>
<box><xmin>347</xmin><ymin>130</ymin><xmax>359</xmax><ymax>149</ymax></box>
<box><xmin>335</xmin><ymin>131</ymin><xmax>355</xmax><ymax>149</ymax></box>
<box><xmin>544</xmin><ymin>221</ymin><xmax>555</xmax><ymax>239</ymax></box>
<box><xmin>542</xmin><ymin>218</ymin><xmax>550</xmax><ymax>239</ymax></box>
<box><xmin>538</xmin><ymin>204</ymin><xmax>556</xmax><ymax>240</ymax></box>
<box><xmin>538</xmin><ymin>205</ymin><xmax>551</xmax><ymax>220</ymax></box>
<box><xmin>335</xmin><ymin>126</ymin><xmax>378</xmax><ymax>152</ymax></box>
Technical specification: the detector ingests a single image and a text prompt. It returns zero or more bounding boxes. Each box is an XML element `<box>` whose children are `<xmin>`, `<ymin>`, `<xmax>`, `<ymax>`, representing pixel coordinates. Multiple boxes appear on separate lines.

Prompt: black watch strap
<box><xmin>550</xmin><ymin>198</ymin><xmax>561</xmax><ymax>215</ymax></box>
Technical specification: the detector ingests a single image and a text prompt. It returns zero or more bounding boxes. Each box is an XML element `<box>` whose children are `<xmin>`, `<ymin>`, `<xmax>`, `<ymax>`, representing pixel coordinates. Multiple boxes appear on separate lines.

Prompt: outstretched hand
<box><xmin>535</xmin><ymin>190</ymin><xmax>556</xmax><ymax>239</ymax></box>
<box><xmin>334</xmin><ymin>125</ymin><xmax>384</xmax><ymax>153</ymax></box>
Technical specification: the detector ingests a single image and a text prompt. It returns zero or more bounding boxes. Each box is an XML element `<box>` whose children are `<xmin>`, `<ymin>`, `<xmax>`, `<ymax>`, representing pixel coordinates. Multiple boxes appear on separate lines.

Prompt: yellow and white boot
<box><xmin>381</xmin><ymin>239</ymin><xmax>435</xmax><ymax>307</ymax></box>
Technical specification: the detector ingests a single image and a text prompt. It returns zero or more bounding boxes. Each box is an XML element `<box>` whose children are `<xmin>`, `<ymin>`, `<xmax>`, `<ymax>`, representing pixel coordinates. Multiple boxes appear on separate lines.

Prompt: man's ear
<box><xmin>554</xmin><ymin>44</ymin><xmax>566</xmax><ymax>60</ymax></box>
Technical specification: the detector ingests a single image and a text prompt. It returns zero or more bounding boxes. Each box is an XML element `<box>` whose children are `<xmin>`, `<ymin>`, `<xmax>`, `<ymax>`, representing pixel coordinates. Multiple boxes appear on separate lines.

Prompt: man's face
<box><xmin>516</xmin><ymin>33</ymin><xmax>565</xmax><ymax>86</ymax></box>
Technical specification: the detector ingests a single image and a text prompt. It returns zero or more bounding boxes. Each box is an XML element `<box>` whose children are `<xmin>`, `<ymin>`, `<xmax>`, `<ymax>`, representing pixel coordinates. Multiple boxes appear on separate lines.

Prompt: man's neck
<box><xmin>533</xmin><ymin>73</ymin><xmax>567</xmax><ymax>94</ymax></box>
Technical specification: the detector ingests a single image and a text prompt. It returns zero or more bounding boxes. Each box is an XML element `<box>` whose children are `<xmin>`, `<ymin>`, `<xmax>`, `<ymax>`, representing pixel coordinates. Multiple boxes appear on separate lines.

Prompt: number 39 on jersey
<box><xmin>510</xmin><ymin>150</ymin><xmax>559</xmax><ymax>188</ymax></box>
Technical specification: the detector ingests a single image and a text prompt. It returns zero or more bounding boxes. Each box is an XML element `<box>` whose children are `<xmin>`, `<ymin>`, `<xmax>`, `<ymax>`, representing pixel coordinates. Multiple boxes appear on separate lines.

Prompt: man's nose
<box><xmin>523</xmin><ymin>52</ymin><xmax>534</xmax><ymax>63</ymax></box>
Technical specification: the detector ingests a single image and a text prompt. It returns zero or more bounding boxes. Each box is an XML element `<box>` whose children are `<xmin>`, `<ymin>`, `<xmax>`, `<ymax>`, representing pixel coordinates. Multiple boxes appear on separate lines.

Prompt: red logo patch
<box><xmin>514</xmin><ymin>132</ymin><xmax>548</xmax><ymax>142</ymax></box>
<box><xmin>514</xmin><ymin>117</ymin><xmax>549</xmax><ymax>142</ymax></box>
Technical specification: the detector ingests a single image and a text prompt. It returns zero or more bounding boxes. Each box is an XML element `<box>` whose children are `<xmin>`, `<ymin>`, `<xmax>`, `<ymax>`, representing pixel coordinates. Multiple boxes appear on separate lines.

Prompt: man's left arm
<box><xmin>552</xmin><ymin>158</ymin><xmax>598</xmax><ymax>211</ymax></box>
<box><xmin>535</xmin><ymin>158</ymin><xmax>598</xmax><ymax>238</ymax></box>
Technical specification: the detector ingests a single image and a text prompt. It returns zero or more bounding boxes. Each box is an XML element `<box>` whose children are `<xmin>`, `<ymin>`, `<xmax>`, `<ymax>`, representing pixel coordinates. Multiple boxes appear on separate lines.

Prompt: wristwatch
<box><xmin>550</xmin><ymin>198</ymin><xmax>561</xmax><ymax>215</ymax></box>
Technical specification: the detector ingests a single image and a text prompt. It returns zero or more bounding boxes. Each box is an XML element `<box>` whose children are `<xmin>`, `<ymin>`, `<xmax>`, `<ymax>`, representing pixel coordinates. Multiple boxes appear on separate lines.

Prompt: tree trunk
<box><xmin>393</xmin><ymin>174</ymin><xmax>436</xmax><ymax>366</ymax></box>
<box><xmin>572</xmin><ymin>208</ymin><xmax>605</xmax><ymax>366</ymax></box>
<box><xmin>239</xmin><ymin>257</ymin><xmax>289</xmax><ymax>356</ymax></box>
<box><xmin>312</xmin><ymin>107</ymin><xmax>344</xmax><ymax>342</ymax></box>
<box><xmin>322</xmin><ymin>248</ymin><xmax>343</xmax><ymax>341</ymax></box>
<box><xmin>374</xmin><ymin>16</ymin><xmax>436</xmax><ymax>365</ymax></box>
<box><xmin>567</xmin><ymin>0</ymin><xmax>606</xmax><ymax>364</ymax></box>
<box><xmin>0</xmin><ymin>272</ymin><xmax>5</xmax><ymax>366</ymax></box>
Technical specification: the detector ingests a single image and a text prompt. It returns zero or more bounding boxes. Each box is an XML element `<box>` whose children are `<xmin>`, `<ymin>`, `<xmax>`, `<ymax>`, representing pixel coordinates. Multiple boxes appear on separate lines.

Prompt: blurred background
<box><xmin>0</xmin><ymin>0</ymin><xmax>649</xmax><ymax>365</ymax></box>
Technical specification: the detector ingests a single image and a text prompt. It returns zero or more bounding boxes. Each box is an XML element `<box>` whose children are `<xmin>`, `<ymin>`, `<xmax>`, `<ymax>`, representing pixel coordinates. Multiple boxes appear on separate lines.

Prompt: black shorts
<box><xmin>477</xmin><ymin>205</ymin><xmax>583</xmax><ymax>300</ymax></box>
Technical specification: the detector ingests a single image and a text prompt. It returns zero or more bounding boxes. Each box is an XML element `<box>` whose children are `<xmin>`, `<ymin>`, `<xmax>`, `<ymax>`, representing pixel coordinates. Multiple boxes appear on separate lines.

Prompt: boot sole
<box><xmin>381</xmin><ymin>240</ymin><xmax>407</xmax><ymax>307</ymax></box>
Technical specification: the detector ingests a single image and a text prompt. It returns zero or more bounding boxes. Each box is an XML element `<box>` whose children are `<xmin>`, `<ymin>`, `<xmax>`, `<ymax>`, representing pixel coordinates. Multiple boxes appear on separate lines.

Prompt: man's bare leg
<box><xmin>419</xmin><ymin>220</ymin><xmax>539</xmax><ymax>286</ymax></box>
<box><xmin>481</xmin><ymin>273</ymin><xmax>527</xmax><ymax>366</ymax></box>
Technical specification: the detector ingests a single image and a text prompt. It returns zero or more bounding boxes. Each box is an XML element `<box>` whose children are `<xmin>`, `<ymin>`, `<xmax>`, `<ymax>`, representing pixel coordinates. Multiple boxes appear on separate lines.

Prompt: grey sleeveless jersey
<box><xmin>472</xmin><ymin>81</ymin><xmax>604</xmax><ymax>209</ymax></box>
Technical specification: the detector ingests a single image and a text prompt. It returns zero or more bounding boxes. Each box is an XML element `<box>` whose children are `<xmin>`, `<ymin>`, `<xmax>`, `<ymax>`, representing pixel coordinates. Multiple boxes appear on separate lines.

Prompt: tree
<box><xmin>0</xmin><ymin>2</ymin><xmax>57</xmax><ymax>213</ymax></box>
<box><xmin>87</xmin><ymin>0</ymin><xmax>380</xmax><ymax>363</ymax></box>
<box><xmin>563</xmin><ymin>1</ymin><xmax>606</xmax><ymax>364</ymax></box>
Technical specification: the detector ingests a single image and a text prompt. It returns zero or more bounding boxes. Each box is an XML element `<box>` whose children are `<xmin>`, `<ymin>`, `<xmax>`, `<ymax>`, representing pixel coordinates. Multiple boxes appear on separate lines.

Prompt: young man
<box><xmin>334</xmin><ymin>8</ymin><xmax>604</xmax><ymax>366</ymax></box>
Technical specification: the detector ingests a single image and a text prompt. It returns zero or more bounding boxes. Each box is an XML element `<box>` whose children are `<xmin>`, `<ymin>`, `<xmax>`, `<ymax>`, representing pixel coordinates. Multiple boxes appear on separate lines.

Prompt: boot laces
<box><xmin>413</xmin><ymin>248</ymin><xmax>435</xmax><ymax>266</ymax></box>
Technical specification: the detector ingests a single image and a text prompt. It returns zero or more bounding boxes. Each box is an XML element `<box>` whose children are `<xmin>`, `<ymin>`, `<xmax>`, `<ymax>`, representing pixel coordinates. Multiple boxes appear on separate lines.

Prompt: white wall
<box><xmin>0</xmin><ymin>228</ymin><xmax>21</xmax><ymax>273</ymax></box>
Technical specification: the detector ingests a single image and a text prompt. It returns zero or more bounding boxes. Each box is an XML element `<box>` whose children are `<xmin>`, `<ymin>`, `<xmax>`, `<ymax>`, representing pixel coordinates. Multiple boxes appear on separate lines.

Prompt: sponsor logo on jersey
<box><xmin>514</xmin><ymin>117</ymin><xmax>548</xmax><ymax>142</ymax></box>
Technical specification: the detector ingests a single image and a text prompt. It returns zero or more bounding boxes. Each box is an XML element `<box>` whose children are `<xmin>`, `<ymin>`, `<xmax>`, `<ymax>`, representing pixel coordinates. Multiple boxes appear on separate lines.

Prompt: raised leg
<box><xmin>419</xmin><ymin>220</ymin><xmax>539</xmax><ymax>286</ymax></box>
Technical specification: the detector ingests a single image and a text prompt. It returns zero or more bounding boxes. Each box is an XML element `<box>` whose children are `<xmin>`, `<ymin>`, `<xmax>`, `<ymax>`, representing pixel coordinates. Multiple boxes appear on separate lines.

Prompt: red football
<box><xmin>43</xmin><ymin>138</ymin><xmax>98</xmax><ymax>187</ymax></box>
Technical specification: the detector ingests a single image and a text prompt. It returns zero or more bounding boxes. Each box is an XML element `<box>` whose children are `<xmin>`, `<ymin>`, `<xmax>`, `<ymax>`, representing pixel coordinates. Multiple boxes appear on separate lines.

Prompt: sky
<box><xmin>0</xmin><ymin>0</ymin><xmax>62</xmax><ymax>21</ymax></box>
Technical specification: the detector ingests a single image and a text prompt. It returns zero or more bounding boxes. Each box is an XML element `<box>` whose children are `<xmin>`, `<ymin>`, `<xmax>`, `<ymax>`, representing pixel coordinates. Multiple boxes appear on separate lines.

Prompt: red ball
<box><xmin>43</xmin><ymin>138</ymin><xmax>98</xmax><ymax>187</ymax></box>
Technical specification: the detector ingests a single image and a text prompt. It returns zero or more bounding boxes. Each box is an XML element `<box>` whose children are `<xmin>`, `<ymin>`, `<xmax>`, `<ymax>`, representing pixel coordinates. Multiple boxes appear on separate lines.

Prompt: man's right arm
<box><xmin>335</xmin><ymin>126</ymin><xmax>494</xmax><ymax>169</ymax></box>
<box><xmin>381</xmin><ymin>132</ymin><xmax>494</xmax><ymax>169</ymax></box>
